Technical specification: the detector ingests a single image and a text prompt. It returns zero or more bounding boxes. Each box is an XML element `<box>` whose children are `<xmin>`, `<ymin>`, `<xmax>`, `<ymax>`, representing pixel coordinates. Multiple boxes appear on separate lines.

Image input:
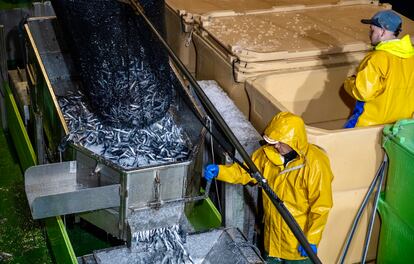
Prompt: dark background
<box><xmin>382</xmin><ymin>0</ymin><xmax>414</xmax><ymax>20</ymax></box>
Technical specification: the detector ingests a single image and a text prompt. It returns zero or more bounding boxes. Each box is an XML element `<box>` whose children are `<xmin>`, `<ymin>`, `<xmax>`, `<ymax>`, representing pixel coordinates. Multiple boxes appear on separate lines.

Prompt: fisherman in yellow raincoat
<box><xmin>344</xmin><ymin>10</ymin><xmax>414</xmax><ymax>128</ymax></box>
<box><xmin>204</xmin><ymin>112</ymin><xmax>333</xmax><ymax>263</ymax></box>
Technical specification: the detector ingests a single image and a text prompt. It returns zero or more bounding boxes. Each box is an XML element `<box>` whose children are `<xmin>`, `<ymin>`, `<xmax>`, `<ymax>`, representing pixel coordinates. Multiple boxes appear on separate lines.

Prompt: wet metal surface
<box><xmin>80</xmin><ymin>228</ymin><xmax>264</xmax><ymax>264</ymax></box>
<box><xmin>58</xmin><ymin>91</ymin><xmax>190</xmax><ymax>169</ymax></box>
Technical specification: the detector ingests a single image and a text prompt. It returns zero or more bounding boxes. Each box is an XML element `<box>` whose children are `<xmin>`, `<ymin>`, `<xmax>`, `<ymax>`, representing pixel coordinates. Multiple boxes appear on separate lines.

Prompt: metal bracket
<box><xmin>205</xmin><ymin>116</ymin><xmax>212</xmax><ymax>130</ymax></box>
<box><xmin>149</xmin><ymin>170</ymin><xmax>162</xmax><ymax>209</ymax></box>
<box><xmin>184</xmin><ymin>28</ymin><xmax>194</xmax><ymax>48</ymax></box>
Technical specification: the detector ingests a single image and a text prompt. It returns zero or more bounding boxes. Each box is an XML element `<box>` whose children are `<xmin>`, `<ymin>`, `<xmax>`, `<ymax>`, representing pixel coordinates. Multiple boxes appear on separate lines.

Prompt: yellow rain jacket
<box><xmin>344</xmin><ymin>34</ymin><xmax>414</xmax><ymax>127</ymax></box>
<box><xmin>217</xmin><ymin>112</ymin><xmax>333</xmax><ymax>260</ymax></box>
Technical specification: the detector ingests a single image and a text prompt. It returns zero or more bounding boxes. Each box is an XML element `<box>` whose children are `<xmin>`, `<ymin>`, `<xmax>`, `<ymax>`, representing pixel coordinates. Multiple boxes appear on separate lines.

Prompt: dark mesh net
<box><xmin>52</xmin><ymin>0</ymin><xmax>172</xmax><ymax>128</ymax></box>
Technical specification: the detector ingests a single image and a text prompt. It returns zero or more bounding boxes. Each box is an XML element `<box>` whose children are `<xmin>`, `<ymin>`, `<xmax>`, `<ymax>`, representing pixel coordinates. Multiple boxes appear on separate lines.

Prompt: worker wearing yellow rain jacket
<box><xmin>204</xmin><ymin>112</ymin><xmax>333</xmax><ymax>263</ymax></box>
<box><xmin>344</xmin><ymin>10</ymin><xmax>414</xmax><ymax>128</ymax></box>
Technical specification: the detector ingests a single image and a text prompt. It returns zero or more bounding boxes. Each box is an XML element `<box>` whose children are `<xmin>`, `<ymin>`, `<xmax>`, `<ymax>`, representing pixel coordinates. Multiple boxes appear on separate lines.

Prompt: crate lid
<box><xmin>235</xmin><ymin>50</ymin><xmax>366</xmax><ymax>73</ymax></box>
<box><xmin>383</xmin><ymin>119</ymin><xmax>414</xmax><ymax>155</ymax></box>
<box><xmin>198</xmin><ymin>4</ymin><xmax>414</xmax><ymax>62</ymax></box>
<box><xmin>192</xmin><ymin>28</ymin><xmax>364</xmax><ymax>83</ymax></box>
<box><xmin>166</xmin><ymin>0</ymin><xmax>375</xmax><ymax>22</ymax></box>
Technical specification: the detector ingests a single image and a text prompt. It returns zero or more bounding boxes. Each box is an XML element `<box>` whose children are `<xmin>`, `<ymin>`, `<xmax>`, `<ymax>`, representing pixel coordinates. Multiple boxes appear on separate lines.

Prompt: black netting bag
<box><xmin>52</xmin><ymin>0</ymin><xmax>172</xmax><ymax>128</ymax></box>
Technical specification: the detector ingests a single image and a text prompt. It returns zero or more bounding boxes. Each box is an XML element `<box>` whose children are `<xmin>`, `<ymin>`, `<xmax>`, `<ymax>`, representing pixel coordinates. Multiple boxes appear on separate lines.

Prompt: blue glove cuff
<box><xmin>204</xmin><ymin>164</ymin><xmax>219</xmax><ymax>181</ymax></box>
<box><xmin>298</xmin><ymin>244</ymin><xmax>317</xmax><ymax>257</ymax></box>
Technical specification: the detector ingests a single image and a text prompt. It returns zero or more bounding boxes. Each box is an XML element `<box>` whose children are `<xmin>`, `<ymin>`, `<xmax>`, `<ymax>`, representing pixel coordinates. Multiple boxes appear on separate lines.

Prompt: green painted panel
<box><xmin>382</xmin><ymin>120</ymin><xmax>414</xmax><ymax>222</ymax></box>
<box><xmin>186</xmin><ymin>197</ymin><xmax>222</xmax><ymax>231</ymax></box>
<box><xmin>378</xmin><ymin>120</ymin><xmax>414</xmax><ymax>263</ymax></box>
<box><xmin>0</xmin><ymin>126</ymin><xmax>52</xmax><ymax>264</ymax></box>
<box><xmin>377</xmin><ymin>199</ymin><xmax>414</xmax><ymax>264</ymax></box>
<box><xmin>4</xmin><ymin>81</ymin><xmax>36</xmax><ymax>171</ymax></box>
<box><xmin>0</xmin><ymin>0</ymin><xmax>30</xmax><ymax>10</ymax></box>
<box><xmin>27</xmin><ymin>46</ymin><xmax>65</xmax><ymax>160</ymax></box>
<box><xmin>45</xmin><ymin>217</ymin><xmax>78</xmax><ymax>264</ymax></box>
<box><xmin>39</xmin><ymin>74</ymin><xmax>63</xmax><ymax>153</ymax></box>
<box><xmin>4</xmin><ymin>81</ymin><xmax>77</xmax><ymax>263</ymax></box>
<box><xmin>66</xmin><ymin>222</ymin><xmax>113</xmax><ymax>257</ymax></box>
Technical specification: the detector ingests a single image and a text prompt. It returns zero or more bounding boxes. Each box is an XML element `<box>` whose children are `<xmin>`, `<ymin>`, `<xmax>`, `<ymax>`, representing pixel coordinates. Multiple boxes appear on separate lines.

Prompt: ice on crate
<box><xmin>198</xmin><ymin>80</ymin><xmax>262</xmax><ymax>155</ymax></box>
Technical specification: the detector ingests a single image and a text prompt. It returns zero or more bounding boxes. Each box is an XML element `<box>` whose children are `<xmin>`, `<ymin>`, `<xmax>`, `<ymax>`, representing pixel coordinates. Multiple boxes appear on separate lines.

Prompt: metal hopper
<box><xmin>24</xmin><ymin>15</ymin><xmax>206</xmax><ymax>241</ymax></box>
<box><xmin>23</xmin><ymin>10</ymin><xmax>264</xmax><ymax>264</ymax></box>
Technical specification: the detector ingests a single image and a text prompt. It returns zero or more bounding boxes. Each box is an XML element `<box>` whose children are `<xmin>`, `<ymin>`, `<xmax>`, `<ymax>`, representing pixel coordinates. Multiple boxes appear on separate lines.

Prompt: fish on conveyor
<box><xmin>132</xmin><ymin>225</ymin><xmax>194</xmax><ymax>264</ymax></box>
<box><xmin>58</xmin><ymin>91</ymin><xmax>190</xmax><ymax>169</ymax></box>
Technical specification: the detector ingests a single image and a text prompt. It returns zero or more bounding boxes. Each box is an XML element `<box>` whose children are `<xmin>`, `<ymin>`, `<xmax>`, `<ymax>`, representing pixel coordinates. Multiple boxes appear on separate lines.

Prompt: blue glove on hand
<box><xmin>298</xmin><ymin>244</ymin><xmax>317</xmax><ymax>257</ymax></box>
<box><xmin>204</xmin><ymin>164</ymin><xmax>219</xmax><ymax>181</ymax></box>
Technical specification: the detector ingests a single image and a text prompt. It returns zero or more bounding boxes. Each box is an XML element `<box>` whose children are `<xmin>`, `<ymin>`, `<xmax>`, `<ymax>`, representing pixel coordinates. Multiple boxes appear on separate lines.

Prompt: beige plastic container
<box><xmin>164</xmin><ymin>0</ymin><xmax>374</xmax><ymax>74</ymax></box>
<box><xmin>246</xmin><ymin>64</ymin><xmax>384</xmax><ymax>263</ymax></box>
<box><xmin>194</xmin><ymin>30</ymin><xmax>368</xmax><ymax>117</ymax></box>
<box><xmin>194</xmin><ymin>3</ymin><xmax>414</xmax><ymax>117</ymax></box>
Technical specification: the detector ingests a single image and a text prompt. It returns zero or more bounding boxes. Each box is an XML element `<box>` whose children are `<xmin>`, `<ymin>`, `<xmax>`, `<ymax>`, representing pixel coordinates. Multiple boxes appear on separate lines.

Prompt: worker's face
<box><xmin>273</xmin><ymin>142</ymin><xmax>293</xmax><ymax>155</ymax></box>
<box><xmin>369</xmin><ymin>25</ymin><xmax>385</xmax><ymax>46</ymax></box>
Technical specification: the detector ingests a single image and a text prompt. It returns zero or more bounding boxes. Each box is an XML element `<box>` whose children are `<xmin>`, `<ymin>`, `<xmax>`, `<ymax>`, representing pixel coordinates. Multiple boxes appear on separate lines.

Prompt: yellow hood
<box><xmin>263</xmin><ymin>112</ymin><xmax>308</xmax><ymax>157</ymax></box>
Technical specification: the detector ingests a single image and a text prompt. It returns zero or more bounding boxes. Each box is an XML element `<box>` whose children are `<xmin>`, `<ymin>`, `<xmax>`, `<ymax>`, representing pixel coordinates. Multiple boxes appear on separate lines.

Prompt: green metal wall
<box><xmin>2</xmin><ymin>81</ymin><xmax>77</xmax><ymax>263</ymax></box>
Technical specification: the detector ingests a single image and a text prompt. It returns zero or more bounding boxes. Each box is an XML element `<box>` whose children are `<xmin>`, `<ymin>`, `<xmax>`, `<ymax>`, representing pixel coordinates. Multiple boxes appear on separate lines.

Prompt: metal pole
<box><xmin>361</xmin><ymin>155</ymin><xmax>388</xmax><ymax>263</ymax></box>
<box><xmin>126</xmin><ymin>1</ymin><xmax>321</xmax><ymax>263</ymax></box>
<box><xmin>338</xmin><ymin>155</ymin><xmax>387</xmax><ymax>264</ymax></box>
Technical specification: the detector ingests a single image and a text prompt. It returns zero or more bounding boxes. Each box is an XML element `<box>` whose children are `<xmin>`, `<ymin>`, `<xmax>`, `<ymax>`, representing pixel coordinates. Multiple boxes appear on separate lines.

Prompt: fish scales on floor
<box><xmin>58</xmin><ymin>91</ymin><xmax>191</xmax><ymax>169</ymax></box>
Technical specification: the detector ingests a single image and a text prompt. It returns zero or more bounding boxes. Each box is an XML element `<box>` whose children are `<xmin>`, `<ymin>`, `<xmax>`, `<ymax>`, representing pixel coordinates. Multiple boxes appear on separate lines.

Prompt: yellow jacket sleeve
<box><xmin>305</xmin><ymin>157</ymin><xmax>334</xmax><ymax>245</ymax></box>
<box><xmin>216</xmin><ymin>148</ymin><xmax>268</xmax><ymax>185</ymax></box>
<box><xmin>217</xmin><ymin>163</ymin><xmax>257</xmax><ymax>185</ymax></box>
<box><xmin>344</xmin><ymin>52</ymin><xmax>386</xmax><ymax>102</ymax></box>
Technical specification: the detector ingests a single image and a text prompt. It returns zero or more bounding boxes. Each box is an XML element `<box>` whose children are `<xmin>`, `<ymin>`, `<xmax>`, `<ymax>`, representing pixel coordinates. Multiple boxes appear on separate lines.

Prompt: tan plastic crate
<box><xmin>246</xmin><ymin>64</ymin><xmax>383</xmax><ymax>263</ymax></box>
<box><xmin>164</xmin><ymin>0</ymin><xmax>374</xmax><ymax>74</ymax></box>
<box><xmin>194</xmin><ymin>29</ymin><xmax>367</xmax><ymax>117</ymax></box>
<box><xmin>165</xmin><ymin>3</ymin><xmax>196</xmax><ymax>74</ymax></box>
<box><xmin>194</xmin><ymin>3</ymin><xmax>414</xmax><ymax>119</ymax></box>
<box><xmin>246</xmin><ymin>64</ymin><xmax>385</xmax><ymax>190</ymax></box>
<box><xmin>198</xmin><ymin>3</ymin><xmax>397</xmax><ymax>63</ymax></box>
<box><xmin>320</xmin><ymin>189</ymin><xmax>380</xmax><ymax>263</ymax></box>
<box><xmin>194</xmin><ymin>32</ymin><xmax>251</xmax><ymax>117</ymax></box>
<box><xmin>166</xmin><ymin>0</ymin><xmax>362</xmax><ymax>16</ymax></box>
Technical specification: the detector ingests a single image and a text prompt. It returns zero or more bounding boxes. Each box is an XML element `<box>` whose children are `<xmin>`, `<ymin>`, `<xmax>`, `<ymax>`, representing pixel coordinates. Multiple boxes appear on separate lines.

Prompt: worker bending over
<box><xmin>344</xmin><ymin>10</ymin><xmax>414</xmax><ymax>128</ymax></box>
<box><xmin>204</xmin><ymin>112</ymin><xmax>333</xmax><ymax>263</ymax></box>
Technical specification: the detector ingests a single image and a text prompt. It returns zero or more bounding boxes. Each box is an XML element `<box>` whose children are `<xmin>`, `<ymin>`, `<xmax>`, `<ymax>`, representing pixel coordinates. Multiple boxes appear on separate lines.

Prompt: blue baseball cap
<box><xmin>361</xmin><ymin>10</ymin><xmax>402</xmax><ymax>33</ymax></box>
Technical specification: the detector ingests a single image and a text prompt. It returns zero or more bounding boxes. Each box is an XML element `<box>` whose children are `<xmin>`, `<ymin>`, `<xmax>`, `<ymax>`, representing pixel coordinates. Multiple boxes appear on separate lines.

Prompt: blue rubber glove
<box><xmin>204</xmin><ymin>164</ymin><xmax>219</xmax><ymax>181</ymax></box>
<box><xmin>298</xmin><ymin>244</ymin><xmax>317</xmax><ymax>257</ymax></box>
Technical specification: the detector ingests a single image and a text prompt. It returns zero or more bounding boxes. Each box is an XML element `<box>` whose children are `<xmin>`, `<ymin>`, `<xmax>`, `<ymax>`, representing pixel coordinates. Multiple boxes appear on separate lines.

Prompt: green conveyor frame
<box><xmin>3</xmin><ymin>77</ymin><xmax>222</xmax><ymax>263</ymax></box>
<box><xmin>3</xmin><ymin>80</ymin><xmax>78</xmax><ymax>263</ymax></box>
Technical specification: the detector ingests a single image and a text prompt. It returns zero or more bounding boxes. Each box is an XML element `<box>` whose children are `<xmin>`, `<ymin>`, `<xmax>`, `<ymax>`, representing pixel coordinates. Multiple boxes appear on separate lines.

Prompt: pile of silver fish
<box><xmin>58</xmin><ymin>91</ymin><xmax>190</xmax><ymax>169</ymax></box>
<box><xmin>52</xmin><ymin>0</ymin><xmax>172</xmax><ymax>128</ymax></box>
<box><xmin>131</xmin><ymin>225</ymin><xmax>194</xmax><ymax>264</ymax></box>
